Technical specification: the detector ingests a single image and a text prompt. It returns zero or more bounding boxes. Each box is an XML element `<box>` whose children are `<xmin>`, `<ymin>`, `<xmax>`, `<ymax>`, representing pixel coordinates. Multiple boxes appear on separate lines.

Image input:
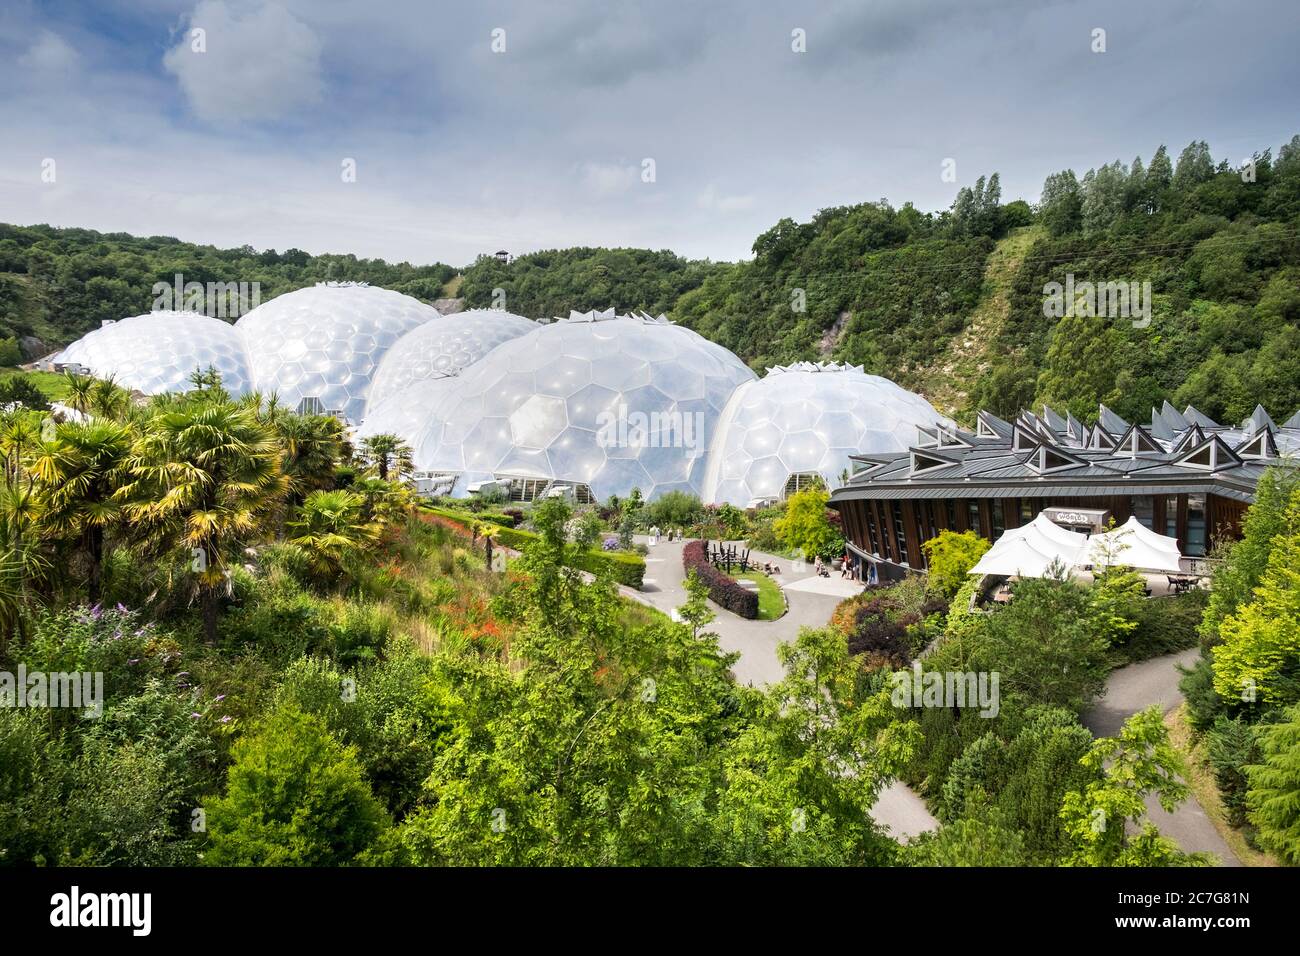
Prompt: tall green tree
<box><xmin>1246</xmin><ymin>702</ymin><xmax>1300</xmax><ymax>864</ymax></box>
<box><xmin>30</xmin><ymin>419</ymin><xmax>134</xmax><ymax>603</ymax></box>
<box><xmin>122</xmin><ymin>398</ymin><xmax>286</xmax><ymax>642</ymax></box>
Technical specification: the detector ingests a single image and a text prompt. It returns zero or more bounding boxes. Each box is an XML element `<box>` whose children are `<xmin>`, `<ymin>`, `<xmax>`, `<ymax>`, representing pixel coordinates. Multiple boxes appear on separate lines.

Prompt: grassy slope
<box><xmin>917</xmin><ymin>224</ymin><xmax>1044</xmax><ymax>420</ymax></box>
<box><xmin>1</xmin><ymin>367</ymin><xmax>69</xmax><ymax>400</ymax></box>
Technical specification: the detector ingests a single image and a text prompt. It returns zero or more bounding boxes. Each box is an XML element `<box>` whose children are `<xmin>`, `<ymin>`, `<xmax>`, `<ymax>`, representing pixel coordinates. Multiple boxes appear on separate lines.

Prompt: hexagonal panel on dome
<box><xmin>413</xmin><ymin>311</ymin><xmax>756</xmax><ymax>500</ymax></box>
<box><xmin>702</xmin><ymin>362</ymin><xmax>950</xmax><ymax>506</ymax></box>
<box><xmin>56</xmin><ymin>311</ymin><xmax>255</xmax><ymax>397</ymax></box>
<box><xmin>365</xmin><ymin>309</ymin><xmax>536</xmax><ymax>413</ymax></box>
<box><xmin>236</xmin><ymin>283</ymin><xmax>440</xmax><ymax>423</ymax></box>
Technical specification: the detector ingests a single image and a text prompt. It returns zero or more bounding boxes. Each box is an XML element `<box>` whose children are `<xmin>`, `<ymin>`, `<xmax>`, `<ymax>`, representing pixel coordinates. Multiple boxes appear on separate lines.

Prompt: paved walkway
<box><xmin>629</xmin><ymin>536</ymin><xmax>940</xmax><ymax>838</ymax></box>
<box><xmin>1083</xmin><ymin>648</ymin><xmax>1241</xmax><ymax>866</ymax></box>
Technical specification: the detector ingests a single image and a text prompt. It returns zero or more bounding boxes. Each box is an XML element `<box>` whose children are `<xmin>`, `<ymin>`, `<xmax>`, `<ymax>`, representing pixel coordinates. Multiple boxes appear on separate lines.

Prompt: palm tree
<box><xmin>30</xmin><ymin>419</ymin><xmax>134</xmax><ymax>603</ymax></box>
<box><xmin>0</xmin><ymin>410</ymin><xmax>52</xmax><ymax>647</ymax></box>
<box><xmin>287</xmin><ymin>489</ymin><xmax>379</xmax><ymax>582</ymax></box>
<box><xmin>358</xmin><ymin>433</ymin><xmax>413</xmax><ymax>482</ymax></box>
<box><xmin>275</xmin><ymin>412</ymin><xmax>344</xmax><ymax>505</ymax></box>
<box><xmin>62</xmin><ymin>373</ymin><xmax>96</xmax><ymax>417</ymax></box>
<box><xmin>351</xmin><ymin>475</ymin><xmax>414</xmax><ymax>526</ymax></box>
<box><xmin>122</xmin><ymin>398</ymin><xmax>287</xmax><ymax>643</ymax></box>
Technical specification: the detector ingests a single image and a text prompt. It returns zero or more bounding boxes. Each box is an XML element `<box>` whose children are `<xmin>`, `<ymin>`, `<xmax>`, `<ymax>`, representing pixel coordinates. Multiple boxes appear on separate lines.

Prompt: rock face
<box><xmin>431</xmin><ymin>298</ymin><xmax>465</xmax><ymax>315</ymax></box>
<box><xmin>19</xmin><ymin>335</ymin><xmax>47</xmax><ymax>360</ymax></box>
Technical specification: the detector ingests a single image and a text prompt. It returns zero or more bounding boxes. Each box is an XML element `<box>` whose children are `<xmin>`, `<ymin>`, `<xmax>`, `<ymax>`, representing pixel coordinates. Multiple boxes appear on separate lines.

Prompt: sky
<box><xmin>1</xmin><ymin>0</ymin><xmax>1297</xmax><ymax>267</ymax></box>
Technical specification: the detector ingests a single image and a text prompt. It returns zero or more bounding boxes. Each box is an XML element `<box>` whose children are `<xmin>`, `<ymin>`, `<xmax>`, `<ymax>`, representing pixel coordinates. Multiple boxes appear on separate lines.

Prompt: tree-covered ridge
<box><xmin>0</xmin><ymin>223</ymin><xmax>457</xmax><ymax>351</ymax></box>
<box><xmin>459</xmin><ymin>246</ymin><xmax>719</xmax><ymax>319</ymax></box>
<box><xmin>5</xmin><ymin>135</ymin><xmax>1299</xmax><ymax>429</ymax></box>
<box><xmin>989</xmin><ymin>137</ymin><xmax>1300</xmax><ymax>425</ymax></box>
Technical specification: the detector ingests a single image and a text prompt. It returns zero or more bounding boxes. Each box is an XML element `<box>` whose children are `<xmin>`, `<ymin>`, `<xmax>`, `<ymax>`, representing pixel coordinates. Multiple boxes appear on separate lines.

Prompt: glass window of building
<box><xmin>992</xmin><ymin>500</ymin><xmax>1006</xmax><ymax>537</ymax></box>
<box><xmin>1186</xmin><ymin>494</ymin><xmax>1207</xmax><ymax>556</ymax></box>
<box><xmin>1132</xmin><ymin>495</ymin><xmax>1154</xmax><ymax>530</ymax></box>
<box><xmin>1020</xmin><ymin>499</ymin><xmax>1034</xmax><ymax>524</ymax></box>
<box><xmin>1166</xmin><ymin>498</ymin><xmax>1179</xmax><ymax>538</ymax></box>
<box><xmin>892</xmin><ymin>501</ymin><xmax>908</xmax><ymax>561</ymax></box>
<box><xmin>968</xmin><ymin>501</ymin><xmax>983</xmax><ymax>537</ymax></box>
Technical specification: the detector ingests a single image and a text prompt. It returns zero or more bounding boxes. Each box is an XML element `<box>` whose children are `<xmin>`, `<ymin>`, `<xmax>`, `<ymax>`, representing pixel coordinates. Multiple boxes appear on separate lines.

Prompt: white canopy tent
<box><xmin>968</xmin><ymin>513</ymin><xmax>1185</xmax><ymax>580</ymax></box>
<box><xmin>967</xmin><ymin>514</ymin><xmax>1088</xmax><ymax>579</ymax></box>
<box><xmin>1082</xmin><ymin>516</ymin><xmax>1183</xmax><ymax>572</ymax></box>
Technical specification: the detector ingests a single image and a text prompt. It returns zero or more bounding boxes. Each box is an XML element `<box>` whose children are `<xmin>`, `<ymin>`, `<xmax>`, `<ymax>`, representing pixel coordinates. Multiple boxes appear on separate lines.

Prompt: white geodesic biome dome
<box><xmin>235</xmin><ymin>283</ymin><xmax>441</xmax><ymax>422</ymax></box>
<box><xmin>411</xmin><ymin>310</ymin><xmax>757</xmax><ymax>501</ymax></box>
<box><xmin>55</xmin><ymin>311</ymin><xmax>254</xmax><ymax>396</ymax></box>
<box><xmin>365</xmin><ymin>308</ymin><xmax>536</xmax><ymax>414</ymax></box>
<box><xmin>701</xmin><ymin>362</ymin><xmax>949</xmax><ymax>507</ymax></box>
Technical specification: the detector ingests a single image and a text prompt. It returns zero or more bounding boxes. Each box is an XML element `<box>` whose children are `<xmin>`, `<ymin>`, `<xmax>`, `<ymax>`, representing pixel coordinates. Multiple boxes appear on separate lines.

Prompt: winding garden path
<box><xmin>623</xmin><ymin>535</ymin><xmax>940</xmax><ymax>839</ymax></box>
<box><xmin>1083</xmin><ymin>648</ymin><xmax>1241</xmax><ymax>866</ymax></box>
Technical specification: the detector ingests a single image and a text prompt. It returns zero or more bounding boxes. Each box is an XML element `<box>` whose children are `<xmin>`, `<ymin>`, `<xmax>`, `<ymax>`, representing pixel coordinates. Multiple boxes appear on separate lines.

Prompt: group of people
<box><xmin>647</xmin><ymin>525</ymin><xmax>686</xmax><ymax>546</ymax></box>
<box><xmin>810</xmin><ymin>554</ymin><xmax>856</xmax><ymax>579</ymax></box>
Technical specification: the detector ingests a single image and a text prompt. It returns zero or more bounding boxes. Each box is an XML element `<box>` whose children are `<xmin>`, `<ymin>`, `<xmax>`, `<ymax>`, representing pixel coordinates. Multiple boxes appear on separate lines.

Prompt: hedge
<box><xmin>682</xmin><ymin>539</ymin><xmax>758</xmax><ymax>619</ymax></box>
<box><xmin>422</xmin><ymin>507</ymin><xmax>645</xmax><ymax>589</ymax></box>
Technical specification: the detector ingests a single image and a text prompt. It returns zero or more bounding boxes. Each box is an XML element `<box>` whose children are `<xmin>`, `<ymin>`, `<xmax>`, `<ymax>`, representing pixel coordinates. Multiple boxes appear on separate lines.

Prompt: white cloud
<box><xmin>697</xmin><ymin>184</ymin><xmax>755</xmax><ymax>213</ymax></box>
<box><xmin>18</xmin><ymin>29</ymin><xmax>78</xmax><ymax>73</ymax></box>
<box><xmin>579</xmin><ymin>161</ymin><xmax>640</xmax><ymax>199</ymax></box>
<box><xmin>163</xmin><ymin>0</ymin><xmax>323</xmax><ymax>122</ymax></box>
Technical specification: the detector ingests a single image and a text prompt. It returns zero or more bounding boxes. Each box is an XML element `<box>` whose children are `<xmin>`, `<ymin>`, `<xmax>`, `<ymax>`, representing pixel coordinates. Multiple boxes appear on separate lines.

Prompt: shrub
<box><xmin>1180</xmin><ymin>656</ymin><xmax>1229</xmax><ymax>733</ymax></box>
<box><xmin>204</xmin><ymin>705</ymin><xmax>389</xmax><ymax>866</ymax></box>
<box><xmin>1206</xmin><ymin>716</ymin><xmax>1259</xmax><ymax>828</ymax></box>
<box><xmin>772</xmin><ymin>486</ymin><xmax>837</xmax><ymax>557</ymax></box>
<box><xmin>641</xmin><ymin>490</ymin><xmax>705</xmax><ymax>529</ymax></box>
<box><xmin>921</xmin><ymin>530</ymin><xmax>991</xmax><ymax>598</ymax></box>
<box><xmin>1115</xmin><ymin>590</ymin><xmax>1207</xmax><ymax>663</ymax></box>
<box><xmin>848</xmin><ymin>596</ymin><xmax>913</xmax><ymax>667</ymax></box>
<box><xmin>682</xmin><ymin>539</ymin><xmax>758</xmax><ymax>619</ymax></box>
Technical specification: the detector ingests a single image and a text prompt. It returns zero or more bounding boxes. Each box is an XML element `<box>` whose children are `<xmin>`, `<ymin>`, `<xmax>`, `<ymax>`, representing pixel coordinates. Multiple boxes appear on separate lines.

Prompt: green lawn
<box><xmin>734</xmin><ymin>570</ymin><xmax>785</xmax><ymax>621</ymax></box>
<box><xmin>1</xmin><ymin>367</ymin><xmax>69</xmax><ymax>401</ymax></box>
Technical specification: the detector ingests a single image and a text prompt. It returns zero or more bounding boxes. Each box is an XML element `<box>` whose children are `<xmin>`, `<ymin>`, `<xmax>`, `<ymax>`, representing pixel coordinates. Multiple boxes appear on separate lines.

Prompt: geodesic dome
<box><xmin>365</xmin><ymin>308</ymin><xmax>536</xmax><ymax>415</ymax></box>
<box><xmin>414</xmin><ymin>310</ymin><xmax>757</xmax><ymax>500</ymax></box>
<box><xmin>354</xmin><ymin>376</ymin><xmax>464</xmax><ymax>452</ymax></box>
<box><xmin>235</xmin><ymin>283</ymin><xmax>440</xmax><ymax>422</ymax></box>
<box><xmin>702</xmin><ymin>362</ymin><xmax>949</xmax><ymax>506</ymax></box>
<box><xmin>56</xmin><ymin>311</ymin><xmax>253</xmax><ymax>396</ymax></box>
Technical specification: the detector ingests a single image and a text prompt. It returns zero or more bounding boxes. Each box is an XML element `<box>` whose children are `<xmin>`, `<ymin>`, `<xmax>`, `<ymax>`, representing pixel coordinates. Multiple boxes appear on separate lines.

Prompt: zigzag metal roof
<box><xmin>836</xmin><ymin>400</ymin><xmax>1300</xmax><ymax>506</ymax></box>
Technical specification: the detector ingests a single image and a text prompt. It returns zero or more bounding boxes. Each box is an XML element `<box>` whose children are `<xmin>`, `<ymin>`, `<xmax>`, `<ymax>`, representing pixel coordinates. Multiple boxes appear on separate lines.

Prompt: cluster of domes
<box><xmin>57</xmin><ymin>292</ymin><xmax>948</xmax><ymax>504</ymax></box>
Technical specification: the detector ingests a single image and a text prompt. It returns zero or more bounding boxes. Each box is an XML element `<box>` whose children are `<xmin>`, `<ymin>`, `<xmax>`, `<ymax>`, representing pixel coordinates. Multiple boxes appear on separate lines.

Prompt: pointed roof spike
<box><xmin>1098</xmin><ymin>403</ymin><xmax>1130</xmax><ymax>435</ymax></box>
<box><xmin>1148</xmin><ymin>412</ymin><xmax>1175</xmax><ymax>442</ymax></box>
<box><xmin>1040</xmin><ymin>404</ymin><xmax>1067</xmax><ymax>432</ymax></box>
<box><xmin>1161</xmin><ymin>400</ymin><xmax>1189</xmax><ymax>431</ymax></box>
<box><xmin>1284</xmin><ymin>407</ymin><xmax>1300</xmax><ymax>430</ymax></box>
<box><xmin>1182</xmin><ymin>404</ymin><xmax>1220</xmax><ymax>429</ymax></box>
<box><xmin>1247</xmin><ymin>404</ymin><xmax>1277</xmax><ymax>435</ymax></box>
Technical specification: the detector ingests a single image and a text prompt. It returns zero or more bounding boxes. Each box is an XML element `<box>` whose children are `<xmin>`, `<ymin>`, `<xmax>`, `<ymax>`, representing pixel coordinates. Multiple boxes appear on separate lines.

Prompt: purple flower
<box><xmin>219</xmin><ymin>716</ymin><xmax>233</xmax><ymax>724</ymax></box>
<box><xmin>214</xmin><ymin>694</ymin><xmax>226</xmax><ymax>702</ymax></box>
<box><xmin>90</xmin><ymin>603</ymin><xmax>102</xmax><ymax>620</ymax></box>
<box><xmin>190</xmin><ymin>712</ymin><xmax>202</xmax><ymax>719</ymax></box>
<box><xmin>115</xmin><ymin>603</ymin><xmax>128</xmax><ymax>613</ymax></box>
